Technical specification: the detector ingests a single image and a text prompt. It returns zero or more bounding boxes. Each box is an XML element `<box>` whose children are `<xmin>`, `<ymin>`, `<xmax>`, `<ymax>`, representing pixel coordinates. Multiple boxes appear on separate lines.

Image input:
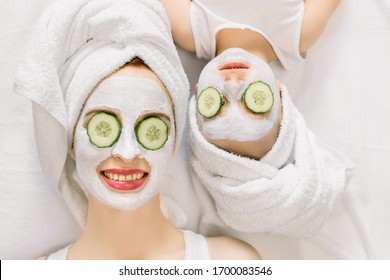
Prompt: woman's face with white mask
<box><xmin>73</xmin><ymin>63</ymin><xmax>175</xmax><ymax>211</ymax></box>
<box><xmin>196</xmin><ymin>48</ymin><xmax>282</xmax><ymax>159</ymax></box>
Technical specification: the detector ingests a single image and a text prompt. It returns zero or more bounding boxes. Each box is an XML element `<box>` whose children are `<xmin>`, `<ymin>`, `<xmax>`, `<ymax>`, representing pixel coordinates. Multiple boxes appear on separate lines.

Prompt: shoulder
<box><xmin>160</xmin><ymin>0</ymin><xmax>195</xmax><ymax>52</ymax></box>
<box><xmin>206</xmin><ymin>236</ymin><xmax>261</xmax><ymax>260</ymax></box>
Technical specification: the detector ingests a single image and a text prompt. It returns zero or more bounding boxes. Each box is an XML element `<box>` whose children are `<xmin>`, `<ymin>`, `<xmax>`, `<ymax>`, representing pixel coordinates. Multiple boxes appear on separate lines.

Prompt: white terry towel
<box><xmin>190</xmin><ymin>84</ymin><xmax>354</xmax><ymax>238</ymax></box>
<box><xmin>14</xmin><ymin>0</ymin><xmax>189</xmax><ymax>226</ymax></box>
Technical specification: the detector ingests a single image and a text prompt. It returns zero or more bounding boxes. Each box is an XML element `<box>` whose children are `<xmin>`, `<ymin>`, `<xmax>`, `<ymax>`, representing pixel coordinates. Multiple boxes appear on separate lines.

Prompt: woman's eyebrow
<box><xmin>83</xmin><ymin>106</ymin><xmax>121</xmax><ymax>127</ymax></box>
<box><xmin>139</xmin><ymin>111</ymin><xmax>171</xmax><ymax>121</ymax></box>
<box><xmin>85</xmin><ymin>106</ymin><xmax>119</xmax><ymax>116</ymax></box>
<box><xmin>135</xmin><ymin>111</ymin><xmax>172</xmax><ymax>131</ymax></box>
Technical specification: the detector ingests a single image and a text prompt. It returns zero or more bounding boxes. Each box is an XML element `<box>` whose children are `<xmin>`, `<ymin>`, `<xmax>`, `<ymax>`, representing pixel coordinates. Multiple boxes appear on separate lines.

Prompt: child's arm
<box><xmin>161</xmin><ymin>0</ymin><xmax>195</xmax><ymax>52</ymax></box>
<box><xmin>300</xmin><ymin>0</ymin><xmax>341</xmax><ymax>53</ymax></box>
<box><xmin>161</xmin><ymin>0</ymin><xmax>341</xmax><ymax>55</ymax></box>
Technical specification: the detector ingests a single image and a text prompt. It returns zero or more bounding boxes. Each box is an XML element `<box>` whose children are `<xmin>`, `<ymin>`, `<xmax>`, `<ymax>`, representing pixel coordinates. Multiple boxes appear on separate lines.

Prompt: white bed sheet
<box><xmin>1</xmin><ymin>0</ymin><xmax>389</xmax><ymax>259</ymax></box>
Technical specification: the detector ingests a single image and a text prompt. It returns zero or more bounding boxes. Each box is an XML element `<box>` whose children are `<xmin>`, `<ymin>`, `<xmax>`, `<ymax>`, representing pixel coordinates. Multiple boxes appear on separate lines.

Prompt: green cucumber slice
<box><xmin>243</xmin><ymin>81</ymin><xmax>274</xmax><ymax>114</ymax></box>
<box><xmin>87</xmin><ymin>112</ymin><xmax>121</xmax><ymax>148</ymax></box>
<box><xmin>135</xmin><ymin>117</ymin><xmax>169</xmax><ymax>150</ymax></box>
<box><xmin>197</xmin><ymin>86</ymin><xmax>223</xmax><ymax>118</ymax></box>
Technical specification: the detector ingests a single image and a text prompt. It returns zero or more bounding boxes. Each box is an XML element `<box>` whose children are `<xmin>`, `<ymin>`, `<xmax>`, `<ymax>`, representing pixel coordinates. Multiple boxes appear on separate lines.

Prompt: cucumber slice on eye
<box><xmin>135</xmin><ymin>117</ymin><xmax>169</xmax><ymax>150</ymax></box>
<box><xmin>243</xmin><ymin>81</ymin><xmax>274</xmax><ymax>114</ymax></box>
<box><xmin>87</xmin><ymin>112</ymin><xmax>121</xmax><ymax>148</ymax></box>
<box><xmin>197</xmin><ymin>86</ymin><xmax>223</xmax><ymax>118</ymax></box>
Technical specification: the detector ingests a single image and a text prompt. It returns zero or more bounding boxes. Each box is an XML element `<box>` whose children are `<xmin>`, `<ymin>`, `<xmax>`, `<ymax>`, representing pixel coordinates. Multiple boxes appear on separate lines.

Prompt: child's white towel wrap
<box><xmin>190</xmin><ymin>85</ymin><xmax>354</xmax><ymax>238</ymax></box>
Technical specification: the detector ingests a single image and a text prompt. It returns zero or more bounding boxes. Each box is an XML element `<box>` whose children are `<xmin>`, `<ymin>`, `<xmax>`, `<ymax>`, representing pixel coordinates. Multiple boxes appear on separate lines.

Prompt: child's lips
<box><xmin>219</xmin><ymin>61</ymin><xmax>249</xmax><ymax>71</ymax></box>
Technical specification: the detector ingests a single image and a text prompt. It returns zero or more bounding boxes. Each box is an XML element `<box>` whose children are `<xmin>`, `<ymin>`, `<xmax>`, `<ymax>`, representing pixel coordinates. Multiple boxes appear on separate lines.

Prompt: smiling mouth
<box><xmin>103</xmin><ymin>171</ymin><xmax>147</xmax><ymax>181</ymax></box>
<box><xmin>100</xmin><ymin>169</ymin><xmax>149</xmax><ymax>191</ymax></box>
<box><xmin>220</xmin><ymin>61</ymin><xmax>249</xmax><ymax>71</ymax></box>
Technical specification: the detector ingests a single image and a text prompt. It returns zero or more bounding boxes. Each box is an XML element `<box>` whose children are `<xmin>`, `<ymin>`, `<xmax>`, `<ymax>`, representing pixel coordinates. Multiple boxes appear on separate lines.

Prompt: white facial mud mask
<box><xmin>197</xmin><ymin>48</ymin><xmax>280</xmax><ymax>141</ymax></box>
<box><xmin>74</xmin><ymin>76</ymin><xmax>174</xmax><ymax>211</ymax></box>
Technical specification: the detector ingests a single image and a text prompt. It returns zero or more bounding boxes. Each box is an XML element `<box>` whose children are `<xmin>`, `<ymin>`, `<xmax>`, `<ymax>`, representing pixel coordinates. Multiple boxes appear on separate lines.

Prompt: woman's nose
<box><xmin>111</xmin><ymin>128</ymin><xmax>141</xmax><ymax>161</ymax></box>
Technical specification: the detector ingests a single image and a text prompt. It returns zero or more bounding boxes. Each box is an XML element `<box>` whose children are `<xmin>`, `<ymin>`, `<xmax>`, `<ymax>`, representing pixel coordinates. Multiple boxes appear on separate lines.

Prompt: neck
<box><xmin>69</xmin><ymin>195</ymin><xmax>184</xmax><ymax>259</ymax></box>
<box><xmin>215</xmin><ymin>29</ymin><xmax>277</xmax><ymax>62</ymax></box>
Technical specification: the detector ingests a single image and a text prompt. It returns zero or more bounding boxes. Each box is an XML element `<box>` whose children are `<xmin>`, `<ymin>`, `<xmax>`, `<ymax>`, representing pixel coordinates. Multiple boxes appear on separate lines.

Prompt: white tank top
<box><xmin>190</xmin><ymin>0</ymin><xmax>305</xmax><ymax>70</ymax></box>
<box><xmin>46</xmin><ymin>230</ymin><xmax>210</xmax><ymax>260</ymax></box>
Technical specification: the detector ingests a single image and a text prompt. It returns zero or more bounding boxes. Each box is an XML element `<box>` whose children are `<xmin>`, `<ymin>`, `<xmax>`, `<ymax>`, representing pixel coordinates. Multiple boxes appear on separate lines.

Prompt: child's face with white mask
<box><xmin>196</xmin><ymin>48</ymin><xmax>282</xmax><ymax>159</ymax></box>
<box><xmin>73</xmin><ymin>64</ymin><xmax>175</xmax><ymax>211</ymax></box>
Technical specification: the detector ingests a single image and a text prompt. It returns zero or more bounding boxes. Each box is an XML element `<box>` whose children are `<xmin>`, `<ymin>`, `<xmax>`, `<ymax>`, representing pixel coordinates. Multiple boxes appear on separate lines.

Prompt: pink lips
<box><xmin>220</xmin><ymin>61</ymin><xmax>249</xmax><ymax>71</ymax></box>
<box><xmin>100</xmin><ymin>168</ymin><xmax>148</xmax><ymax>191</ymax></box>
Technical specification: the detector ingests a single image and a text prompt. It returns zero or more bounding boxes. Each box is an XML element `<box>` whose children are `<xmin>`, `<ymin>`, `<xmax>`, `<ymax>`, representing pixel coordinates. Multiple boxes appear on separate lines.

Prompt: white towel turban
<box><xmin>14</xmin><ymin>0</ymin><xmax>189</xmax><ymax>225</ymax></box>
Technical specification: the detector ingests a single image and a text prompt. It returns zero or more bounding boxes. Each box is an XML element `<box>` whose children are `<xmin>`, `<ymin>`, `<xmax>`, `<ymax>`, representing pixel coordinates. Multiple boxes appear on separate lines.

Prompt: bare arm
<box><xmin>300</xmin><ymin>0</ymin><xmax>341</xmax><ymax>53</ymax></box>
<box><xmin>161</xmin><ymin>0</ymin><xmax>195</xmax><ymax>52</ymax></box>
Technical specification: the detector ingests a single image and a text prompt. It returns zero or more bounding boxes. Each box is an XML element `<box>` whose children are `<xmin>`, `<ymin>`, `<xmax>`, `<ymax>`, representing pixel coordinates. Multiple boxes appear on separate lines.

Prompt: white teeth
<box><xmin>104</xmin><ymin>172</ymin><xmax>145</xmax><ymax>182</ymax></box>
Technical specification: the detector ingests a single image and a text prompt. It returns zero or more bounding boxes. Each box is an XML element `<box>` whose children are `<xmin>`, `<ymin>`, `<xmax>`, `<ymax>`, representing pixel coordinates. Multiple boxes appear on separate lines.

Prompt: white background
<box><xmin>1</xmin><ymin>0</ymin><xmax>390</xmax><ymax>259</ymax></box>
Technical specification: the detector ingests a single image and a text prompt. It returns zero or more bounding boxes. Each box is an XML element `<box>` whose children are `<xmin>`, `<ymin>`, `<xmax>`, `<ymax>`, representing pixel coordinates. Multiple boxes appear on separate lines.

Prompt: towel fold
<box><xmin>14</xmin><ymin>0</ymin><xmax>189</xmax><ymax>225</ymax></box>
<box><xmin>190</xmin><ymin>84</ymin><xmax>354</xmax><ymax>238</ymax></box>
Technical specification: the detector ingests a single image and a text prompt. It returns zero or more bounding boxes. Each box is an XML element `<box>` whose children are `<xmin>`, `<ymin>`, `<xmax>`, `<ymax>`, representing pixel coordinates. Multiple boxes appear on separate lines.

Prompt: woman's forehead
<box><xmin>112</xmin><ymin>63</ymin><xmax>168</xmax><ymax>93</ymax></box>
<box><xmin>86</xmin><ymin>75</ymin><xmax>172</xmax><ymax>113</ymax></box>
<box><xmin>99</xmin><ymin>64</ymin><xmax>172</xmax><ymax>104</ymax></box>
